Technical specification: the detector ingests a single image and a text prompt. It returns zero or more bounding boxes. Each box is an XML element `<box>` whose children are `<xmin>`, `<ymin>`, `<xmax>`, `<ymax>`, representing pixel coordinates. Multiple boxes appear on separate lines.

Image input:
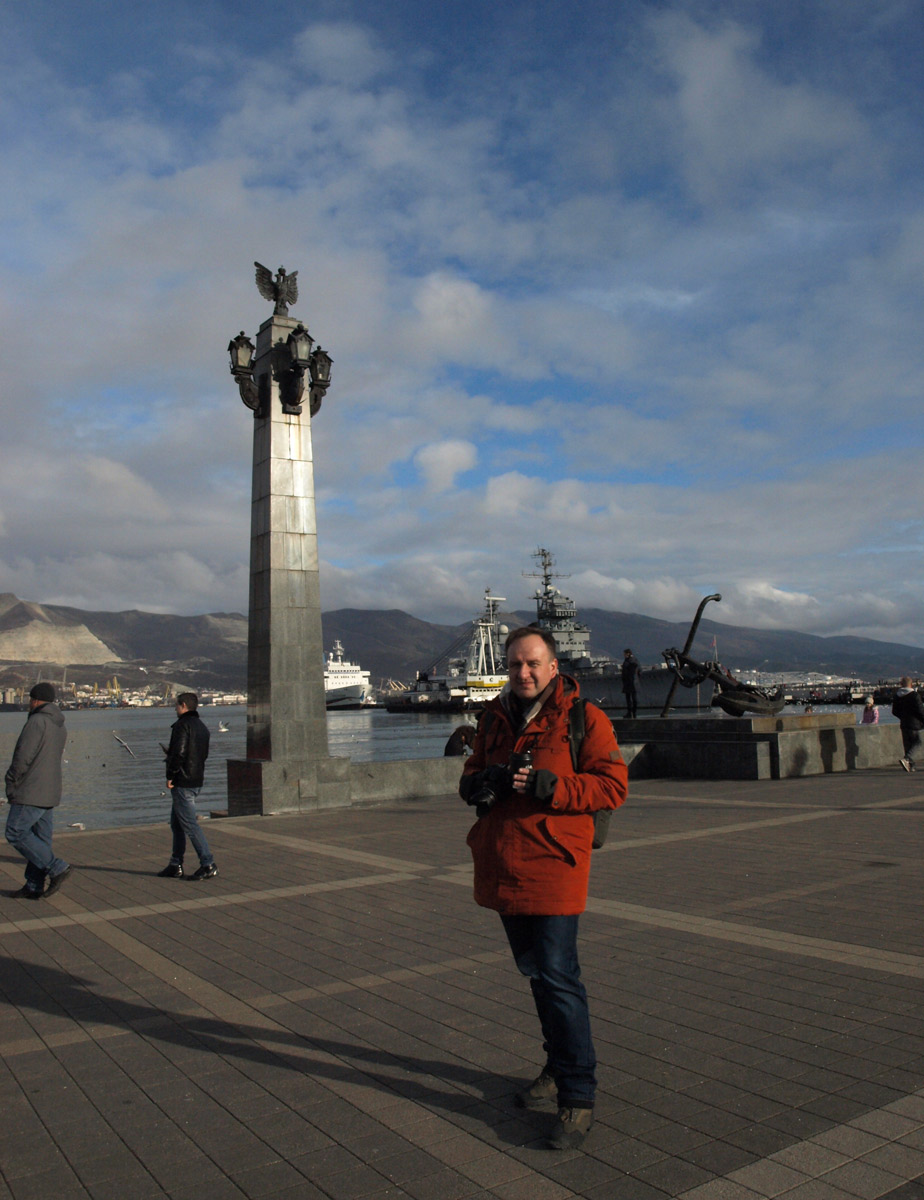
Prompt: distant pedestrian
<box><xmin>860</xmin><ymin>696</ymin><xmax>879</xmax><ymax>725</ymax></box>
<box><xmin>444</xmin><ymin>725</ymin><xmax>475</xmax><ymax>756</ymax></box>
<box><xmin>891</xmin><ymin>677</ymin><xmax>924</xmax><ymax>772</ymax></box>
<box><xmin>620</xmin><ymin>649</ymin><xmax>639</xmax><ymax>719</ymax></box>
<box><xmin>158</xmin><ymin>693</ymin><xmax>217</xmax><ymax>880</ymax></box>
<box><xmin>4</xmin><ymin>683</ymin><xmax>70</xmax><ymax>900</ymax></box>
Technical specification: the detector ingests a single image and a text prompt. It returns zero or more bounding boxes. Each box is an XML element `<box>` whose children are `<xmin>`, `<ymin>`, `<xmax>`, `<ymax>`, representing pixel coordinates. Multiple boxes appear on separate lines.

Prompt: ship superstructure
<box><xmin>385</xmin><ymin>590</ymin><xmax>509</xmax><ymax>712</ymax></box>
<box><xmin>527</xmin><ymin>548</ymin><xmax>714</xmax><ymax>712</ymax></box>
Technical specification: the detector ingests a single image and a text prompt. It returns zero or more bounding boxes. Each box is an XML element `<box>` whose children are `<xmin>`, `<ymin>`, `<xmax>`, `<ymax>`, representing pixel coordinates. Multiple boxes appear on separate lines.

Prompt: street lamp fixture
<box><xmin>228</xmin><ymin>314</ymin><xmax>333</xmax><ymax>419</ymax></box>
<box><xmin>228</xmin><ymin>331</ymin><xmax>259</xmax><ymax>411</ymax></box>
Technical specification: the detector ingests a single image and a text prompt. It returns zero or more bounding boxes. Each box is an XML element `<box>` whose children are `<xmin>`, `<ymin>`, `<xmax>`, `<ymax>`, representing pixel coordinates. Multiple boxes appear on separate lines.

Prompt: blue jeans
<box><xmin>169</xmin><ymin>787</ymin><xmax>213</xmax><ymax>868</ymax></box>
<box><xmin>5</xmin><ymin>803</ymin><xmax>69</xmax><ymax>894</ymax></box>
<box><xmin>500</xmin><ymin>913</ymin><xmax>596</xmax><ymax>1107</ymax></box>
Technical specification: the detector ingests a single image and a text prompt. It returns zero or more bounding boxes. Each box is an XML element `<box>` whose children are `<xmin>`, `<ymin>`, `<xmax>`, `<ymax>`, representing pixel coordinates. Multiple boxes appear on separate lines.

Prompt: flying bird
<box><xmin>254</xmin><ymin>262</ymin><xmax>299</xmax><ymax>315</ymax></box>
<box><xmin>112</xmin><ymin>732</ymin><xmax>136</xmax><ymax>758</ymax></box>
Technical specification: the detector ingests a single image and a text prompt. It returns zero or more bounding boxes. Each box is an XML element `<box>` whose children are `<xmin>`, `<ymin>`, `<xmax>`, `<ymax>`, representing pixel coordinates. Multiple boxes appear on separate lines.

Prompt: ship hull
<box><xmin>325</xmin><ymin>684</ymin><xmax>375</xmax><ymax>710</ymax></box>
<box><xmin>571</xmin><ymin>666</ymin><xmax>715</xmax><ymax>711</ymax></box>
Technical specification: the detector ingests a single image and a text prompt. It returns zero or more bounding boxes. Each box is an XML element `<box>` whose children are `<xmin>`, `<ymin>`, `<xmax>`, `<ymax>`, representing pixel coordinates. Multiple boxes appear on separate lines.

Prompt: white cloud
<box><xmin>413</xmin><ymin>440</ymin><xmax>477</xmax><ymax>492</ymax></box>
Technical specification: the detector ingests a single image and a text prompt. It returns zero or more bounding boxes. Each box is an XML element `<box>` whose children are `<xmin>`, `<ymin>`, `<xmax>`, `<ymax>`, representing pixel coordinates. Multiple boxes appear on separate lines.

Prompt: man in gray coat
<box><xmin>4</xmin><ymin>682</ymin><xmax>70</xmax><ymax>899</ymax></box>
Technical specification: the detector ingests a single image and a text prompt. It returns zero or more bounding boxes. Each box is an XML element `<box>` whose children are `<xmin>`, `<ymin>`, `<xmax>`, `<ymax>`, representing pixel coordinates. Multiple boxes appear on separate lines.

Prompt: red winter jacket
<box><xmin>460</xmin><ymin>675</ymin><xmax>628</xmax><ymax>915</ymax></box>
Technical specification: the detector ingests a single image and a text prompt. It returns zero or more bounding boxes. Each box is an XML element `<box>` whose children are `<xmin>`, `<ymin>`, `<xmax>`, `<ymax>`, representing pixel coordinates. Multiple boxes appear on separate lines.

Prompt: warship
<box><xmin>527</xmin><ymin>549</ymin><xmax>714</xmax><ymax>712</ymax></box>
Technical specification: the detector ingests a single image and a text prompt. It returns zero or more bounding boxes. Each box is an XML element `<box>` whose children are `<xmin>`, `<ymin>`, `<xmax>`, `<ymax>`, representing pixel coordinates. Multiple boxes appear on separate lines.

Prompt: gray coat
<box><xmin>5</xmin><ymin>702</ymin><xmax>67</xmax><ymax>808</ymax></box>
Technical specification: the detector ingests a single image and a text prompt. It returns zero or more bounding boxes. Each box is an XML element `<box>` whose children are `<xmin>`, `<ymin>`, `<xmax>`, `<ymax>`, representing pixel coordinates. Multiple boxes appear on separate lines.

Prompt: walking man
<box><xmin>620</xmin><ymin>648</ymin><xmax>639</xmax><ymax>718</ymax></box>
<box><xmin>4</xmin><ymin>682</ymin><xmax>70</xmax><ymax>900</ymax></box>
<box><xmin>892</xmin><ymin>677</ymin><xmax>924</xmax><ymax>772</ymax></box>
<box><xmin>158</xmin><ymin>693</ymin><xmax>217</xmax><ymax>880</ymax></box>
<box><xmin>460</xmin><ymin>627</ymin><xmax>628</xmax><ymax>1150</ymax></box>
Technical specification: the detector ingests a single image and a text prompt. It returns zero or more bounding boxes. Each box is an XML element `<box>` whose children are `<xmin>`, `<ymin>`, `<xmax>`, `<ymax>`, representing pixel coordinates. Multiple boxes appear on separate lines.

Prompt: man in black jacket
<box><xmin>158</xmin><ymin>693</ymin><xmax>217</xmax><ymax>880</ymax></box>
<box><xmin>892</xmin><ymin>677</ymin><xmax>924</xmax><ymax>773</ymax></box>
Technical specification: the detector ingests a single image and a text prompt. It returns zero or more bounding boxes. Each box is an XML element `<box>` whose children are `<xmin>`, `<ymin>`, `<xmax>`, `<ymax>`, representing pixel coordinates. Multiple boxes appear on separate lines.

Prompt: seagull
<box><xmin>112</xmin><ymin>732</ymin><xmax>136</xmax><ymax>758</ymax></box>
<box><xmin>68</xmin><ymin>822</ymin><xmax>86</xmax><ymax>830</ymax></box>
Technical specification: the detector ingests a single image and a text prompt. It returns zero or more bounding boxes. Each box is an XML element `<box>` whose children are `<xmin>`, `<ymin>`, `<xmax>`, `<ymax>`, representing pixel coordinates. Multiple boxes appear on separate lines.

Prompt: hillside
<box><xmin>1</xmin><ymin>593</ymin><xmax>923</xmax><ymax>691</ymax></box>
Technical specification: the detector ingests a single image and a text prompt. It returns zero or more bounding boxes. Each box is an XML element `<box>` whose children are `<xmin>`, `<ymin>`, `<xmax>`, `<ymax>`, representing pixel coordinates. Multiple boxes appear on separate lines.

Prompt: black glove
<box><xmin>520</xmin><ymin>768</ymin><xmax>558</xmax><ymax>803</ymax></box>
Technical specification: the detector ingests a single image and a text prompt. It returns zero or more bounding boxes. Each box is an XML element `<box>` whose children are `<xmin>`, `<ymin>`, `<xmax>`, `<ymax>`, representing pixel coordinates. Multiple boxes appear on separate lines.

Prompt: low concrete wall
<box><xmin>774</xmin><ymin>723</ymin><xmax>902</xmax><ymax>777</ymax></box>
<box><xmin>348</xmin><ymin>755</ymin><xmax>466</xmax><ymax>803</ymax></box>
<box><xmin>228</xmin><ymin>720</ymin><xmax>906</xmax><ymax>815</ymax></box>
<box><xmin>618</xmin><ymin>719</ymin><xmax>903</xmax><ymax>781</ymax></box>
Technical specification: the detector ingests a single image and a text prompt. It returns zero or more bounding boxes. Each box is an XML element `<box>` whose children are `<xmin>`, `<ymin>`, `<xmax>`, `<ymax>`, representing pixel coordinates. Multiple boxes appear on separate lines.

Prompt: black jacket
<box><xmin>892</xmin><ymin>688</ymin><xmax>924</xmax><ymax>731</ymax></box>
<box><xmin>166</xmin><ymin>710</ymin><xmax>210</xmax><ymax>788</ymax></box>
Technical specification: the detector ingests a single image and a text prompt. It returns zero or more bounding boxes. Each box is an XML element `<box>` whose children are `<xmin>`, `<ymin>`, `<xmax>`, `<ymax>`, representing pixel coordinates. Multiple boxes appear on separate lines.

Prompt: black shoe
<box><xmin>45</xmin><ymin>867</ymin><xmax>72</xmax><ymax>897</ymax></box>
<box><xmin>548</xmin><ymin>1106</ymin><xmax>593</xmax><ymax>1151</ymax></box>
<box><xmin>187</xmin><ymin>863</ymin><xmax>218</xmax><ymax>881</ymax></box>
<box><xmin>515</xmin><ymin>1066</ymin><xmax>557</xmax><ymax>1110</ymax></box>
<box><xmin>6</xmin><ymin>885</ymin><xmax>43</xmax><ymax>900</ymax></box>
<box><xmin>157</xmin><ymin>864</ymin><xmax>184</xmax><ymax>878</ymax></box>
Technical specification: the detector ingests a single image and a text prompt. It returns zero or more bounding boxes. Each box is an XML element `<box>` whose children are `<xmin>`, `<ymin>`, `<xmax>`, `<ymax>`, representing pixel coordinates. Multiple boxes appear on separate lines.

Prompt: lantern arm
<box><xmin>307</xmin><ymin>346</ymin><xmax>333</xmax><ymax>416</ymax></box>
<box><xmin>228</xmin><ymin>332</ymin><xmax>261</xmax><ymax>412</ymax></box>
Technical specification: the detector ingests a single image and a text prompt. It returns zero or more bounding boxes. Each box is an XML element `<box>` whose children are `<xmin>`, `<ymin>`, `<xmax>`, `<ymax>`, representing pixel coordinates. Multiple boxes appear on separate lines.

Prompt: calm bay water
<box><xmin>0</xmin><ymin>705</ymin><xmax>470</xmax><ymax>831</ymax></box>
<box><xmin>0</xmin><ymin>703</ymin><xmax>893</xmax><ymax>832</ymax></box>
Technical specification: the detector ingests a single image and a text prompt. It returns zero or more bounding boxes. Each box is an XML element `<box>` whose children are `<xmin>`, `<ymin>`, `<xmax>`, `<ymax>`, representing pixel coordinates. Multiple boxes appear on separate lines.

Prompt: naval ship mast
<box><xmin>524</xmin><ymin>548</ymin><xmax>595</xmax><ymax>667</ymax></box>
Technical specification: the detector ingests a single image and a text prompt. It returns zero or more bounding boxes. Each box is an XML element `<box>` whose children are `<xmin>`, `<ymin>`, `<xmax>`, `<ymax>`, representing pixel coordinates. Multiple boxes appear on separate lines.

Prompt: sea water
<box><xmin>0</xmin><ymin>705</ymin><xmax>469</xmax><ymax>831</ymax></box>
<box><xmin>0</xmin><ymin>703</ymin><xmax>893</xmax><ymax>832</ymax></box>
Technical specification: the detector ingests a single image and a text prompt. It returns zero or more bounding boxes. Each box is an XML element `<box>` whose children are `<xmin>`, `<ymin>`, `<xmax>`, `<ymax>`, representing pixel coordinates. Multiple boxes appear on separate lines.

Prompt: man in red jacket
<box><xmin>460</xmin><ymin>627</ymin><xmax>628</xmax><ymax>1150</ymax></box>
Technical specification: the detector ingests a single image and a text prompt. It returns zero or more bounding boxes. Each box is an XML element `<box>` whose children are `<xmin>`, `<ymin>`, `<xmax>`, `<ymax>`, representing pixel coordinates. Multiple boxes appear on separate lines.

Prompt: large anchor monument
<box><xmin>225</xmin><ymin>263</ymin><xmax>350</xmax><ymax>814</ymax></box>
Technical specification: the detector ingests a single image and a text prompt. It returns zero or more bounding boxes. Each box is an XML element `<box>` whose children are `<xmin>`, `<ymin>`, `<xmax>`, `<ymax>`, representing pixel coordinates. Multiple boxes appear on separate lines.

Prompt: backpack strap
<box><xmin>568</xmin><ymin>698</ymin><xmax>586</xmax><ymax>770</ymax></box>
<box><xmin>568</xmin><ymin>698</ymin><xmax>611</xmax><ymax>849</ymax></box>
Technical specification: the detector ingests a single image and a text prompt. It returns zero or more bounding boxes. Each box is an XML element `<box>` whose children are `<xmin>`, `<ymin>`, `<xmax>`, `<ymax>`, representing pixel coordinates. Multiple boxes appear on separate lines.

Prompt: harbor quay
<box><xmin>2</xmin><ymin>770</ymin><xmax>924</xmax><ymax>1200</ymax></box>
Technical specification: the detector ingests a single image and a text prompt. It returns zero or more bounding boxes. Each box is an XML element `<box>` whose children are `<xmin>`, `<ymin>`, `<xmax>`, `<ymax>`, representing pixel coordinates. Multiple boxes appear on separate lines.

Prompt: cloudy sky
<box><xmin>2</xmin><ymin>0</ymin><xmax>923</xmax><ymax>645</ymax></box>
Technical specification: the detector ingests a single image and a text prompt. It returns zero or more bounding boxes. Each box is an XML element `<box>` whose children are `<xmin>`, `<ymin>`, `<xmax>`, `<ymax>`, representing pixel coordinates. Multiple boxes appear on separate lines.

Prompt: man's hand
<box><xmin>513</xmin><ymin>768</ymin><xmax>558</xmax><ymax>801</ymax></box>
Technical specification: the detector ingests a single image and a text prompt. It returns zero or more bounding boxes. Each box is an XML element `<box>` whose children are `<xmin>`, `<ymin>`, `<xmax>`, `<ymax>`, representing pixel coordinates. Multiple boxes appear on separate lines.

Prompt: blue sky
<box><xmin>2</xmin><ymin>0</ymin><xmax>924</xmax><ymax>645</ymax></box>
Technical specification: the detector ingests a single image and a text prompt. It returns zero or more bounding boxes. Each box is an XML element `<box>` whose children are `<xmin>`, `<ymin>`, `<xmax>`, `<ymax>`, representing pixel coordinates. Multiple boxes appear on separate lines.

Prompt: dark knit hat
<box><xmin>30</xmin><ymin>682</ymin><xmax>56</xmax><ymax>703</ymax></box>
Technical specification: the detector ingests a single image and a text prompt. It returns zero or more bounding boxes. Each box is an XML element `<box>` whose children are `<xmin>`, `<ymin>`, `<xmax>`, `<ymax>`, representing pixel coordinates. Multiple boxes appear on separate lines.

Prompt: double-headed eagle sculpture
<box><xmin>254</xmin><ymin>261</ymin><xmax>299</xmax><ymax>316</ymax></box>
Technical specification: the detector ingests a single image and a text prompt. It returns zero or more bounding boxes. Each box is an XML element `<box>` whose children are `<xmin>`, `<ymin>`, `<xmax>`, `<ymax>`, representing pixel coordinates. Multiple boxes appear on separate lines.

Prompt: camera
<box><xmin>467</xmin><ymin>751</ymin><xmax>533</xmax><ymax>817</ymax></box>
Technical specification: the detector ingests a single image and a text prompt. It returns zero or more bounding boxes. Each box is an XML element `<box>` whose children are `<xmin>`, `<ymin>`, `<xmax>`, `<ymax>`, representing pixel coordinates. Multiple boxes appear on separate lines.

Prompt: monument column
<box><xmin>226</xmin><ymin>264</ymin><xmax>350</xmax><ymax>814</ymax></box>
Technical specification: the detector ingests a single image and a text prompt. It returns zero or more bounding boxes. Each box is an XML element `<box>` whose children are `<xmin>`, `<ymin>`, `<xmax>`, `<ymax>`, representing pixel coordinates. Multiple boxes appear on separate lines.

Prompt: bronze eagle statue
<box><xmin>254</xmin><ymin>262</ymin><xmax>299</xmax><ymax>315</ymax></box>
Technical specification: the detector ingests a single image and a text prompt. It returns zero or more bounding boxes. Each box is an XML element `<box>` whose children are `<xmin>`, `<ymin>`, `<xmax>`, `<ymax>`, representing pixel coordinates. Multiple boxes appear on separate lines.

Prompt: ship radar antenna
<box><xmin>523</xmin><ymin>547</ymin><xmax>570</xmax><ymax>593</ymax></box>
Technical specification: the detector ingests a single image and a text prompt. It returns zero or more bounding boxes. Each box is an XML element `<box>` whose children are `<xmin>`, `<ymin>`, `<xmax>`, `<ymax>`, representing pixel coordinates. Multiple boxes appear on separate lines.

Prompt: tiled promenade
<box><xmin>2</xmin><ymin>769</ymin><xmax>924</xmax><ymax>1200</ymax></box>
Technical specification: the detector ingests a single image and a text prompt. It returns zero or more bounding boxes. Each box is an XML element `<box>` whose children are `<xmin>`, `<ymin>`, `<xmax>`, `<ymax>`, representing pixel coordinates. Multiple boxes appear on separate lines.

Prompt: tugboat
<box><xmin>324</xmin><ymin>640</ymin><xmax>376</xmax><ymax>709</ymax></box>
<box><xmin>385</xmin><ymin>591</ymin><xmax>508</xmax><ymax>713</ymax></box>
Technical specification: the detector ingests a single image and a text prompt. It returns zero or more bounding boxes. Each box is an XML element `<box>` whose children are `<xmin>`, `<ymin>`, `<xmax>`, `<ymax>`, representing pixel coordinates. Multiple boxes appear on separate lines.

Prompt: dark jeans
<box><xmin>169</xmin><ymin>787</ymin><xmax>213</xmax><ymax>868</ymax></box>
<box><xmin>901</xmin><ymin>727</ymin><xmax>922</xmax><ymax>765</ymax></box>
<box><xmin>500</xmin><ymin>913</ymin><xmax>596</xmax><ymax>1107</ymax></box>
<box><xmin>5</xmin><ymin>803</ymin><xmax>69</xmax><ymax>894</ymax></box>
<box><xmin>623</xmin><ymin>686</ymin><xmax>637</xmax><ymax>718</ymax></box>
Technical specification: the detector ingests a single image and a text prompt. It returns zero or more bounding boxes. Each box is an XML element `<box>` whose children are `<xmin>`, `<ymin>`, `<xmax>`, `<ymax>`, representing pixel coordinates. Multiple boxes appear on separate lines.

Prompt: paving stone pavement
<box><xmin>2</xmin><ymin>768</ymin><xmax>924</xmax><ymax>1199</ymax></box>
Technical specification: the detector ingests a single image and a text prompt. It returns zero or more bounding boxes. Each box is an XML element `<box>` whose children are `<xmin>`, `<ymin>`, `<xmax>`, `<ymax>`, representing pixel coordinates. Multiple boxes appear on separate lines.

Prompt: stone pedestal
<box><xmin>227</xmin><ymin>311</ymin><xmax>345</xmax><ymax>815</ymax></box>
<box><xmin>614</xmin><ymin>712</ymin><xmax>903</xmax><ymax>780</ymax></box>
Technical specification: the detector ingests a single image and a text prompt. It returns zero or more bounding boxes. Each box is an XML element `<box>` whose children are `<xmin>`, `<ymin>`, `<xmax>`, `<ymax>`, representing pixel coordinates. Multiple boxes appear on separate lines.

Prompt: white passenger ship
<box><xmin>324</xmin><ymin>640</ymin><xmax>376</xmax><ymax>709</ymax></box>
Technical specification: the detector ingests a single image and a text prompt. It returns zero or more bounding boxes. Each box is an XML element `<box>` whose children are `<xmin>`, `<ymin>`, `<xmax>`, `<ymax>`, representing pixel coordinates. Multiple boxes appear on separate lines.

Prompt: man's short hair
<box><xmin>176</xmin><ymin>692</ymin><xmax>199</xmax><ymax>710</ymax></box>
<box><xmin>900</xmin><ymin>676</ymin><xmax>913</xmax><ymax>688</ymax></box>
<box><xmin>505</xmin><ymin>625</ymin><xmax>558</xmax><ymax>657</ymax></box>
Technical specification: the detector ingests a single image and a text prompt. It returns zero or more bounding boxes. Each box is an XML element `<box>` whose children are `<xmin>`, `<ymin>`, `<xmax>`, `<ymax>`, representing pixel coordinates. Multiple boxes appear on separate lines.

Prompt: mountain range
<box><xmin>1</xmin><ymin>592</ymin><xmax>923</xmax><ymax>693</ymax></box>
